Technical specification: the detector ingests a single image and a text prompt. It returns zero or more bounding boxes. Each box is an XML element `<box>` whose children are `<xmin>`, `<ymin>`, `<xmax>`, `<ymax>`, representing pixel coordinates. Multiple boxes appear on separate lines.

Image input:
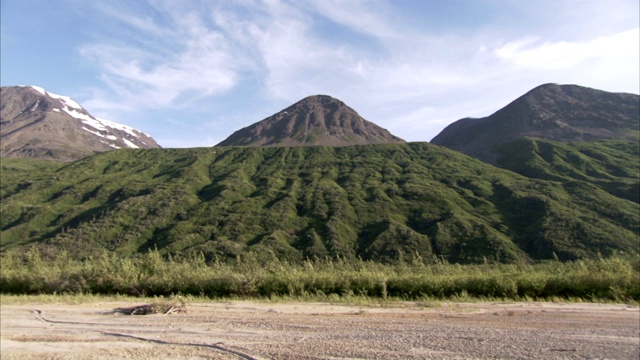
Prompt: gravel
<box><xmin>1</xmin><ymin>301</ymin><xmax>638</xmax><ymax>359</ymax></box>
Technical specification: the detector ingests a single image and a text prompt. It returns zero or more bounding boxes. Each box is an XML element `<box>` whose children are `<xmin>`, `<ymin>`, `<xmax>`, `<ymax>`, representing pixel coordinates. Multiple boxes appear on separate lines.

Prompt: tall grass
<box><xmin>1</xmin><ymin>248</ymin><xmax>638</xmax><ymax>302</ymax></box>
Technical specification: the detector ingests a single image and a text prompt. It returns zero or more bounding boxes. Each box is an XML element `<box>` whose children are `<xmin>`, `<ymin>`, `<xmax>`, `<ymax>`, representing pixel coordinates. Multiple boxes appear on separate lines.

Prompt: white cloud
<box><xmin>495</xmin><ymin>29</ymin><xmax>640</xmax><ymax>70</ymax></box>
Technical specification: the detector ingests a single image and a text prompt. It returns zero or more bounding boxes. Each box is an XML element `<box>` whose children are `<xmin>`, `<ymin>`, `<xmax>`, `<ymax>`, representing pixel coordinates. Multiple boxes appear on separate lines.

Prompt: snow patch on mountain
<box><xmin>21</xmin><ymin>85</ymin><xmax>153</xmax><ymax>149</ymax></box>
<box><xmin>123</xmin><ymin>139</ymin><xmax>139</xmax><ymax>148</ymax></box>
<box><xmin>30</xmin><ymin>85</ymin><xmax>82</xmax><ymax>109</ymax></box>
<box><xmin>95</xmin><ymin>117</ymin><xmax>141</xmax><ymax>139</ymax></box>
<box><xmin>30</xmin><ymin>100</ymin><xmax>40</xmax><ymax>111</ymax></box>
<box><xmin>82</xmin><ymin>127</ymin><xmax>117</xmax><ymax>141</ymax></box>
<box><xmin>63</xmin><ymin>108</ymin><xmax>94</xmax><ymax>123</ymax></box>
<box><xmin>50</xmin><ymin>93</ymin><xmax>82</xmax><ymax>110</ymax></box>
<box><xmin>102</xmin><ymin>141</ymin><xmax>120</xmax><ymax>149</ymax></box>
<box><xmin>2</xmin><ymin>85</ymin><xmax>161</xmax><ymax>161</ymax></box>
<box><xmin>30</xmin><ymin>85</ymin><xmax>47</xmax><ymax>96</ymax></box>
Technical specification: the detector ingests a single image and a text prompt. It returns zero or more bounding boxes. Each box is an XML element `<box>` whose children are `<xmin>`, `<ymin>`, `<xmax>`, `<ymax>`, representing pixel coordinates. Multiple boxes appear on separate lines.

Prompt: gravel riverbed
<box><xmin>1</xmin><ymin>301</ymin><xmax>638</xmax><ymax>359</ymax></box>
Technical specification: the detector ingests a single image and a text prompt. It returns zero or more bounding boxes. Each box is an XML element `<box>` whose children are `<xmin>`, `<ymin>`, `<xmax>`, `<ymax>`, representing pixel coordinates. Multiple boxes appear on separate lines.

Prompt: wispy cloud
<box><xmin>80</xmin><ymin>1</ymin><xmax>241</xmax><ymax>113</ymax></box>
<box><xmin>306</xmin><ymin>0</ymin><xmax>400</xmax><ymax>39</ymax></box>
<box><xmin>74</xmin><ymin>0</ymin><xmax>639</xmax><ymax>146</ymax></box>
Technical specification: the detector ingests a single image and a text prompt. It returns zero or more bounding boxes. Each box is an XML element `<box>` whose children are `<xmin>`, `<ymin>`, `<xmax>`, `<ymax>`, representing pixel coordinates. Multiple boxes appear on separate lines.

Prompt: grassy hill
<box><xmin>1</xmin><ymin>143</ymin><xmax>638</xmax><ymax>264</ymax></box>
<box><xmin>495</xmin><ymin>138</ymin><xmax>639</xmax><ymax>203</ymax></box>
<box><xmin>498</xmin><ymin>138</ymin><xmax>640</xmax><ymax>203</ymax></box>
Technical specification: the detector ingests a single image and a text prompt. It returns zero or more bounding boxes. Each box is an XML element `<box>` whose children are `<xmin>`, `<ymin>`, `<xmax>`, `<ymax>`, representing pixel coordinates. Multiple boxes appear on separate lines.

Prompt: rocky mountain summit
<box><xmin>0</xmin><ymin>86</ymin><xmax>160</xmax><ymax>161</ymax></box>
<box><xmin>217</xmin><ymin>95</ymin><xmax>404</xmax><ymax>147</ymax></box>
<box><xmin>431</xmin><ymin>84</ymin><xmax>639</xmax><ymax>165</ymax></box>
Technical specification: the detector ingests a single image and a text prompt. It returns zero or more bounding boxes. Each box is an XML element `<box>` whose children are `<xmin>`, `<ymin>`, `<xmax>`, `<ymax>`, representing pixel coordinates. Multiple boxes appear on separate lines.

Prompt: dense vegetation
<box><xmin>1</xmin><ymin>143</ymin><xmax>638</xmax><ymax>264</ymax></box>
<box><xmin>1</xmin><ymin>248</ymin><xmax>637</xmax><ymax>301</ymax></box>
<box><xmin>496</xmin><ymin>138</ymin><xmax>639</xmax><ymax>203</ymax></box>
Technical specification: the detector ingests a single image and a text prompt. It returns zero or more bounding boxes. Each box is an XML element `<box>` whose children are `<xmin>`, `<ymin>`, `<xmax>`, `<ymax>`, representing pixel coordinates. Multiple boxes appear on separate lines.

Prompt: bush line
<box><xmin>1</xmin><ymin>248</ymin><xmax>638</xmax><ymax>302</ymax></box>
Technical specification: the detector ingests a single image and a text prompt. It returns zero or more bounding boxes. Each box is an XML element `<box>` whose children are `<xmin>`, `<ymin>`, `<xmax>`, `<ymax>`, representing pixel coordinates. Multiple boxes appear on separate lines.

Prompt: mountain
<box><xmin>216</xmin><ymin>95</ymin><xmax>404</xmax><ymax>147</ymax></box>
<box><xmin>431</xmin><ymin>84</ymin><xmax>639</xmax><ymax>165</ymax></box>
<box><xmin>1</xmin><ymin>86</ymin><xmax>160</xmax><ymax>161</ymax></box>
<box><xmin>1</xmin><ymin>145</ymin><xmax>637</xmax><ymax>264</ymax></box>
<box><xmin>1</xmin><ymin>84</ymin><xmax>638</xmax><ymax>265</ymax></box>
<box><xmin>431</xmin><ymin>84</ymin><xmax>640</xmax><ymax>203</ymax></box>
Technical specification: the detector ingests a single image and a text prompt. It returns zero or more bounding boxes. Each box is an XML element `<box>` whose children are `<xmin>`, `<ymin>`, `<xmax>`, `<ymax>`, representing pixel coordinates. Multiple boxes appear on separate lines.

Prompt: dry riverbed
<box><xmin>1</xmin><ymin>299</ymin><xmax>638</xmax><ymax>359</ymax></box>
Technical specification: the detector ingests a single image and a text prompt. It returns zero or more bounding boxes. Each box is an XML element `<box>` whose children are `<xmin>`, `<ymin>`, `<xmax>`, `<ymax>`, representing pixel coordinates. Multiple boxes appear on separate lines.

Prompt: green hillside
<box><xmin>1</xmin><ymin>143</ymin><xmax>638</xmax><ymax>264</ymax></box>
<box><xmin>496</xmin><ymin>139</ymin><xmax>639</xmax><ymax>203</ymax></box>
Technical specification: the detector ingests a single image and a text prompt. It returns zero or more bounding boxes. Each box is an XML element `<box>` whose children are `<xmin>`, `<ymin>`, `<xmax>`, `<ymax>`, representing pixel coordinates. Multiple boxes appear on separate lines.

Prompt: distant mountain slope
<box><xmin>431</xmin><ymin>84</ymin><xmax>640</xmax><ymax>203</ymax></box>
<box><xmin>217</xmin><ymin>95</ymin><xmax>404</xmax><ymax>147</ymax></box>
<box><xmin>1</xmin><ymin>86</ymin><xmax>160</xmax><ymax>161</ymax></box>
<box><xmin>431</xmin><ymin>84</ymin><xmax>639</xmax><ymax>165</ymax></box>
<box><xmin>2</xmin><ymin>144</ymin><xmax>637</xmax><ymax>264</ymax></box>
<box><xmin>494</xmin><ymin>138</ymin><xmax>639</xmax><ymax>203</ymax></box>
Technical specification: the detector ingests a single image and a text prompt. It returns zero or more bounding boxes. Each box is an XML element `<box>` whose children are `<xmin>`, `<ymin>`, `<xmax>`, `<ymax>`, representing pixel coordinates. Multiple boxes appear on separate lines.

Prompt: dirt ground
<box><xmin>1</xmin><ymin>300</ymin><xmax>638</xmax><ymax>359</ymax></box>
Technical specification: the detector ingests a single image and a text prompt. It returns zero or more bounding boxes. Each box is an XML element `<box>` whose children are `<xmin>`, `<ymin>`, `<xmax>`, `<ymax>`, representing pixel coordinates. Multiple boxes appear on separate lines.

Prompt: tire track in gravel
<box><xmin>30</xmin><ymin>309</ymin><xmax>267</xmax><ymax>360</ymax></box>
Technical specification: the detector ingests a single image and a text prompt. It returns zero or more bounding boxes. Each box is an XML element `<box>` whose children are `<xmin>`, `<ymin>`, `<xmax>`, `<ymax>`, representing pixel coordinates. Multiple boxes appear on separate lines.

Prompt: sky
<box><xmin>2</xmin><ymin>0</ymin><xmax>638</xmax><ymax>148</ymax></box>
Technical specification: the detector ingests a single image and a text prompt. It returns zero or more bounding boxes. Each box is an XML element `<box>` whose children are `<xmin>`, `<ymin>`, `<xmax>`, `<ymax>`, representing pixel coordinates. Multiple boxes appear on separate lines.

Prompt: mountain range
<box><xmin>0</xmin><ymin>83</ymin><xmax>638</xmax><ymax>263</ymax></box>
<box><xmin>0</xmin><ymin>86</ymin><xmax>160</xmax><ymax>161</ymax></box>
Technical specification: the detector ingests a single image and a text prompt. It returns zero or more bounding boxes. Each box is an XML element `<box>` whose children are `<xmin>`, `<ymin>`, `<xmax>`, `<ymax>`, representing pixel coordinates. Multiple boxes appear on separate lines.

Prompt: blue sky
<box><xmin>2</xmin><ymin>0</ymin><xmax>638</xmax><ymax>148</ymax></box>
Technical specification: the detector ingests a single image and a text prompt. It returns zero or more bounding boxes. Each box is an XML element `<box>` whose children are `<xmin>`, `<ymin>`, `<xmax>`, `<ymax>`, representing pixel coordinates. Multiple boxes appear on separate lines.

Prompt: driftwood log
<box><xmin>111</xmin><ymin>301</ymin><xmax>187</xmax><ymax>315</ymax></box>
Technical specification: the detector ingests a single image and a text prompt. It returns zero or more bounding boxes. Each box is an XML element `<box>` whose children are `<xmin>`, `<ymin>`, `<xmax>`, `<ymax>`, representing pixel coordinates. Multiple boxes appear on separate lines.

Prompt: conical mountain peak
<box><xmin>289</xmin><ymin>94</ymin><xmax>347</xmax><ymax>108</ymax></box>
<box><xmin>217</xmin><ymin>95</ymin><xmax>404</xmax><ymax>147</ymax></box>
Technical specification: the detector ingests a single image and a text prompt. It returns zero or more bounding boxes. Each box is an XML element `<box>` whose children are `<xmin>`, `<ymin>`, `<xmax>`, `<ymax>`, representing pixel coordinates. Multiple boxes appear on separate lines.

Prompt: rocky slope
<box><xmin>1</xmin><ymin>86</ymin><xmax>160</xmax><ymax>161</ymax></box>
<box><xmin>431</xmin><ymin>84</ymin><xmax>639</xmax><ymax>165</ymax></box>
<box><xmin>217</xmin><ymin>95</ymin><xmax>404</xmax><ymax>147</ymax></box>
